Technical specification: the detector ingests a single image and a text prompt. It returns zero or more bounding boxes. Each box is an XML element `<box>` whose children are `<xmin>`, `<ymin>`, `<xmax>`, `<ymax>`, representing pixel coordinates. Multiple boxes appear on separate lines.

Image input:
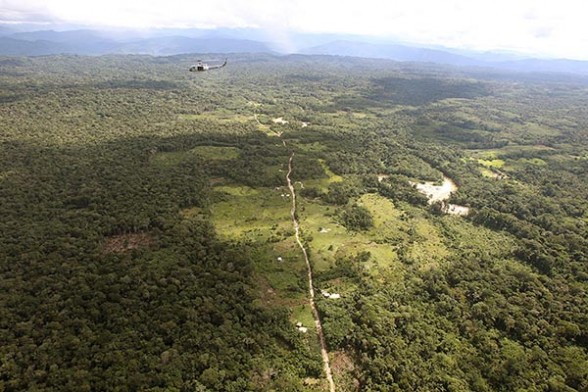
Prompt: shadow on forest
<box><xmin>0</xmin><ymin>129</ymin><xmax>294</xmax><ymax>245</ymax></box>
<box><xmin>368</xmin><ymin>76</ymin><xmax>490</xmax><ymax>105</ymax></box>
<box><xmin>0</xmin><ymin>118</ymin><xmax>333</xmax><ymax>390</ymax></box>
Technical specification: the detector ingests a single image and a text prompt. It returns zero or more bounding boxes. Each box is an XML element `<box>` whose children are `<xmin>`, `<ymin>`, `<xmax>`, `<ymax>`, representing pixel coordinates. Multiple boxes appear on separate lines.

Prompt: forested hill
<box><xmin>0</xmin><ymin>54</ymin><xmax>587</xmax><ymax>391</ymax></box>
<box><xmin>2</xmin><ymin>28</ymin><xmax>588</xmax><ymax>76</ymax></box>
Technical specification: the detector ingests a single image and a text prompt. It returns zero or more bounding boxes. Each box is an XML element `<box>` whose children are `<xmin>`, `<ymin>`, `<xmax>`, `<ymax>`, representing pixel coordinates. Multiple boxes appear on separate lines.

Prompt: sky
<box><xmin>1</xmin><ymin>0</ymin><xmax>588</xmax><ymax>59</ymax></box>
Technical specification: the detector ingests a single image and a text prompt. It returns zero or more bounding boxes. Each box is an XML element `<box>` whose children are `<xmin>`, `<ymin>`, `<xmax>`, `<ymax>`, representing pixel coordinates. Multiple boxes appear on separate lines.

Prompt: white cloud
<box><xmin>1</xmin><ymin>0</ymin><xmax>587</xmax><ymax>59</ymax></box>
<box><xmin>0</xmin><ymin>0</ymin><xmax>54</xmax><ymax>23</ymax></box>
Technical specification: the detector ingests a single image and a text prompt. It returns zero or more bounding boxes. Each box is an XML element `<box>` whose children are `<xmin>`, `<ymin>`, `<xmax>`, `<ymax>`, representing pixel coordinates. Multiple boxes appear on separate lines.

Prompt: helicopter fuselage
<box><xmin>190</xmin><ymin>64</ymin><xmax>208</xmax><ymax>72</ymax></box>
<box><xmin>189</xmin><ymin>60</ymin><xmax>227</xmax><ymax>72</ymax></box>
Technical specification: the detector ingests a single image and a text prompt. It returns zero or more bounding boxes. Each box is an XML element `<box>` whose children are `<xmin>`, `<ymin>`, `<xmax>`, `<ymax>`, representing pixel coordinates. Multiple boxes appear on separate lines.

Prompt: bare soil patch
<box><xmin>103</xmin><ymin>233</ymin><xmax>154</xmax><ymax>254</ymax></box>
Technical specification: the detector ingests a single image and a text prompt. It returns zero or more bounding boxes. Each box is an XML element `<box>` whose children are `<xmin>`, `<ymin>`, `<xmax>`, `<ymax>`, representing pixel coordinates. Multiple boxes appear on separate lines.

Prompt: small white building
<box><xmin>321</xmin><ymin>289</ymin><xmax>341</xmax><ymax>299</ymax></box>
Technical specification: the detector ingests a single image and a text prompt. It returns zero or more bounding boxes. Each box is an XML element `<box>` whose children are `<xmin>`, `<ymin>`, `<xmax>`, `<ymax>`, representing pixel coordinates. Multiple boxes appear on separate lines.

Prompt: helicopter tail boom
<box><xmin>209</xmin><ymin>59</ymin><xmax>228</xmax><ymax>70</ymax></box>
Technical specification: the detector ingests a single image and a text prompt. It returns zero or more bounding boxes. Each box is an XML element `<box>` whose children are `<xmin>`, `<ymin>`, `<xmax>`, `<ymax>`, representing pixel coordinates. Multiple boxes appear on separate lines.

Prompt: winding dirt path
<box><xmin>286</xmin><ymin>152</ymin><xmax>336</xmax><ymax>392</ymax></box>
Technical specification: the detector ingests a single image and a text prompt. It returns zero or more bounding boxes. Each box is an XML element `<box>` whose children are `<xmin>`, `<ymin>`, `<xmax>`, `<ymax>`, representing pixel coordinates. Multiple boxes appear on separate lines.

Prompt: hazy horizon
<box><xmin>1</xmin><ymin>0</ymin><xmax>588</xmax><ymax>60</ymax></box>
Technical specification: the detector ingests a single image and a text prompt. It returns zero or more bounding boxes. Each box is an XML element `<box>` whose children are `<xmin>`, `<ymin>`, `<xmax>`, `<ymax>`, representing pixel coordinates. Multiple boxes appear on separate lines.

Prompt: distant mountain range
<box><xmin>301</xmin><ymin>40</ymin><xmax>479</xmax><ymax>66</ymax></box>
<box><xmin>1</xmin><ymin>27</ymin><xmax>587</xmax><ymax>76</ymax></box>
<box><xmin>301</xmin><ymin>40</ymin><xmax>588</xmax><ymax>76</ymax></box>
<box><xmin>0</xmin><ymin>29</ymin><xmax>273</xmax><ymax>56</ymax></box>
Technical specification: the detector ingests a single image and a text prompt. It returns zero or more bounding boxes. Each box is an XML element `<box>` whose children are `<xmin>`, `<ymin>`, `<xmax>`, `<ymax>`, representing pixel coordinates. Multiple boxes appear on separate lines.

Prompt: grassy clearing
<box><xmin>326</xmin><ymin>110</ymin><xmax>372</xmax><ymax>120</ymax></box>
<box><xmin>179</xmin><ymin>111</ymin><xmax>253</xmax><ymax>123</ymax></box>
<box><xmin>365</xmin><ymin>197</ymin><xmax>452</xmax><ymax>271</ymax></box>
<box><xmin>214</xmin><ymin>185</ymin><xmax>260</xmax><ymax>197</ymax></box>
<box><xmin>319</xmin><ymin>159</ymin><xmax>343</xmax><ymax>183</ymax></box>
<box><xmin>210</xmin><ymin>185</ymin><xmax>292</xmax><ymax>241</ymax></box>
<box><xmin>300</xmin><ymin>193</ymin><xmax>457</xmax><ymax>278</ymax></box>
<box><xmin>178</xmin><ymin>111</ymin><xmax>278</xmax><ymax>135</ymax></box>
<box><xmin>469</xmin><ymin>150</ymin><xmax>499</xmax><ymax>160</ymax></box>
<box><xmin>548</xmin><ymin>154</ymin><xmax>587</xmax><ymax>163</ymax></box>
<box><xmin>405</xmin><ymin>217</ymin><xmax>451</xmax><ymax>272</ymax></box>
<box><xmin>297</xmin><ymin>142</ymin><xmax>328</xmax><ymax>153</ymax></box>
<box><xmin>360</xmin><ymin>194</ymin><xmax>411</xmax><ymax>242</ymax></box>
<box><xmin>359</xmin><ymin>194</ymin><xmax>402</xmax><ymax>219</ymax></box>
<box><xmin>517</xmin><ymin>157</ymin><xmax>547</xmax><ymax>166</ymax></box>
<box><xmin>299</xmin><ymin>202</ymin><xmax>352</xmax><ymax>272</ymax></box>
<box><xmin>191</xmin><ymin>145</ymin><xmax>240</xmax><ymax>160</ymax></box>
<box><xmin>469</xmin><ymin>145</ymin><xmax>555</xmax><ymax>158</ymax></box>
<box><xmin>291</xmin><ymin>303</ymin><xmax>316</xmax><ymax>331</ymax></box>
<box><xmin>480</xmin><ymin>167</ymin><xmax>501</xmax><ymax>178</ymax></box>
<box><xmin>249</xmin><ymin>241</ymin><xmax>325</xmax><ymax>383</ymax></box>
<box><xmin>335</xmin><ymin>242</ymin><xmax>400</xmax><ymax>278</ymax></box>
<box><xmin>252</xmin><ymin>240</ymin><xmax>307</xmax><ymax>297</ymax></box>
<box><xmin>151</xmin><ymin>151</ymin><xmax>187</xmax><ymax>167</ymax></box>
<box><xmin>210</xmin><ymin>184</ymin><xmax>317</xmax><ymax>337</ymax></box>
<box><xmin>478</xmin><ymin>158</ymin><xmax>505</xmax><ymax>168</ymax></box>
<box><xmin>304</xmin><ymin>159</ymin><xmax>342</xmax><ymax>191</ymax></box>
<box><xmin>210</xmin><ymin>184</ymin><xmax>309</xmax><ymax>300</ymax></box>
<box><xmin>438</xmin><ymin>216</ymin><xmax>516</xmax><ymax>259</ymax></box>
<box><xmin>257</xmin><ymin>123</ymin><xmax>276</xmax><ymax>136</ymax></box>
<box><xmin>302</xmin><ymin>178</ymin><xmax>330</xmax><ymax>192</ymax></box>
<box><xmin>209</xmin><ymin>184</ymin><xmax>326</xmax><ymax>369</ymax></box>
<box><xmin>301</xmin><ymin>195</ymin><xmax>404</xmax><ymax>279</ymax></box>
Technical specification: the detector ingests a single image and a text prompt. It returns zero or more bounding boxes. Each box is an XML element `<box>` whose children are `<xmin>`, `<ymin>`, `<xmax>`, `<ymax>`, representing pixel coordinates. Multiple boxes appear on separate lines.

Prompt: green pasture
<box><xmin>210</xmin><ymin>185</ymin><xmax>292</xmax><ymax>241</ymax></box>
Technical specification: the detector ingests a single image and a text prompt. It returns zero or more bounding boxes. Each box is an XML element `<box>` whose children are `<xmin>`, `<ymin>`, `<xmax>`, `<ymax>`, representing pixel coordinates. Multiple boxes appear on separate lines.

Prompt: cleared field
<box><xmin>299</xmin><ymin>193</ymin><xmax>454</xmax><ymax>279</ymax></box>
<box><xmin>477</xmin><ymin>158</ymin><xmax>506</xmax><ymax>168</ymax></box>
<box><xmin>304</xmin><ymin>159</ymin><xmax>343</xmax><ymax>191</ymax></box>
<box><xmin>210</xmin><ymin>185</ymin><xmax>291</xmax><ymax>241</ymax></box>
<box><xmin>192</xmin><ymin>145</ymin><xmax>240</xmax><ymax>160</ymax></box>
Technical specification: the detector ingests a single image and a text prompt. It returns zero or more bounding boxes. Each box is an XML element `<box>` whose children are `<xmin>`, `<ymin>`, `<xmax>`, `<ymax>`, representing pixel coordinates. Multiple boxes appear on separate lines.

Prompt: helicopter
<box><xmin>189</xmin><ymin>59</ymin><xmax>227</xmax><ymax>72</ymax></box>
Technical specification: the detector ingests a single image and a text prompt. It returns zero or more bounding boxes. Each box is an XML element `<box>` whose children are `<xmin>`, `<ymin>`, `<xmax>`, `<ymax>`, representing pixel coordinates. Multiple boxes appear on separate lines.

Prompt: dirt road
<box><xmin>286</xmin><ymin>152</ymin><xmax>336</xmax><ymax>392</ymax></box>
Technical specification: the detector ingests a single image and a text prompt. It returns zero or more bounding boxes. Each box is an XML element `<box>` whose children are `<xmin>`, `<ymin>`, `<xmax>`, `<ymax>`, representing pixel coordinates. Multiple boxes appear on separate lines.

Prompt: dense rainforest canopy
<box><xmin>0</xmin><ymin>54</ymin><xmax>587</xmax><ymax>391</ymax></box>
